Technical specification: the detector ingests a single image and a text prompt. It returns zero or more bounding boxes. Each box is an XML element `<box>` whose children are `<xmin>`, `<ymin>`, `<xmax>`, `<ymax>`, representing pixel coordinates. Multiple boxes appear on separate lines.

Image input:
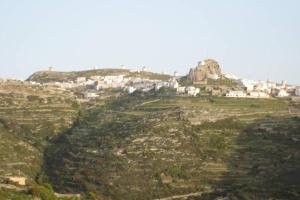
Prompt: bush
<box><xmin>27</xmin><ymin>95</ymin><xmax>40</xmax><ymax>102</ymax></box>
<box><xmin>83</xmin><ymin>192</ymin><xmax>104</xmax><ymax>200</ymax></box>
<box><xmin>209</xmin><ymin>134</ymin><xmax>226</xmax><ymax>150</ymax></box>
<box><xmin>30</xmin><ymin>183</ymin><xmax>56</xmax><ymax>200</ymax></box>
<box><xmin>84</xmin><ymin>192</ymin><xmax>96</xmax><ymax>200</ymax></box>
<box><xmin>165</xmin><ymin>165</ymin><xmax>186</xmax><ymax>179</ymax></box>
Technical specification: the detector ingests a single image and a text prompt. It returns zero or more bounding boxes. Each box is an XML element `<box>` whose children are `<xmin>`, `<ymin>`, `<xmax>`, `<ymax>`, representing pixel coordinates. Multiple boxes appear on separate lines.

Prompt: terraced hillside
<box><xmin>0</xmin><ymin>80</ymin><xmax>79</xmax><ymax>178</ymax></box>
<box><xmin>27</xmin><ymin>68</ymin><xmax>171</xmax><ymax>83</ymax></box>
<box><xmin>191</xmin><ymin>116</ymin><xmax>300</xmax><ymax>200</ymax></box>
<box><xmin>44</xmin><ymin>93</ymin><xmax>300</xmax><ymax>199</ymax></box>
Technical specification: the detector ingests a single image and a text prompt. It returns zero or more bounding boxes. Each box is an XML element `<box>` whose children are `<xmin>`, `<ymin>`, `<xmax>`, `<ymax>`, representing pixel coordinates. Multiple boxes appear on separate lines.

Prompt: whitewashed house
<box><xmin>29</xmin><ymin>81</ymin><xmax>40</xmax><ymax>85</ymax></box>
<box><xmin>92</xmin><ymin>75</ymin><xmax>128</xmax><ymax>89</ymax></box>
<box><xmin>90</xmin><ymin>76</ymin><xmax>103</xmax><ymax>81</ymax></box>
<box><xmin>133</xmin><ymin>81</ymin><xmax>155</xmax><ymax>92</ymax></box>
<box><xmin>249</xmin><ymin>91</ymin><xmax>269</xmax><ymax>98</ymax></box>
<box><xmin>295</xmin><ymin>88</ymin><xmax>300</xmax><ymax>96</ymax></box>
<box><xmin>84</xmin><ymin>79</ymin><xmax>95</xmax><ymax>86</ymax></box>
<box><xmin>155</xmin><ymin>83</ymin><xmax>163</xmax><ymax>91</ymax></box>
<box><xmin>277</xmin><ymin>90</ymin><xmax>289</xmax><ymax>97</ymax></box>
<box><xmin>246</xmin><ymin>84</ymin><xmax>254</xmax><ymax>91</ymax></box>
<box><xmin>155</xmin><ymin>82</ymin><xmax>168</xmax><ymax>91</ymax></box>
<box><xmin>125</xmin><ymin>86</ymin><xmax>136</xmax><ymax>94</ymax></box>
<box><xmin>168</xmin><ymin>78</ymin><xmax>179</xmax><ymax>89</ymax></box>
<box><xmin>255</xmin><ymin>82</ymin><xmax>269</xmax><ymax>91</ymax></box>
<box><xmin>104</xmin><ymin>75</ymin><xmax>125</xmax><ymax>84</ymax></box>
<box><xmin>186</xmin><ymin>86</ymin><xmax>200</xmax><ymax>96</ymax></box>
<box><xmin>240</xmin><ymin>79</ymin><xmax>256</xmax><ymax>91</ymax></box>
<box><xmin>76</xmin><ymin>77</ymin><xmax>86</xmax><ymax>83</ymax></box>
<box><xmin>226</xmin><ymin>91</ymin><xmax>247</xmax><ymax>98</ymax></box>
<box><xmin>94</xmin><ymin>81</ymin><xmax>106</xmax><ymax>90</ymax></box>
<box><xmin>141</xmin><ymin>66</ymin><xmax>147</xmax><ymax>72</ymax></box>
<box><xmin>266</xmin><ymin>80</ymin><xmax>276</xmax><ymax>89</ymax></box>
<box><xmin>177</xmin><ymin>87</ymin><xmax>186</xmax><ymax>94</ymax></box>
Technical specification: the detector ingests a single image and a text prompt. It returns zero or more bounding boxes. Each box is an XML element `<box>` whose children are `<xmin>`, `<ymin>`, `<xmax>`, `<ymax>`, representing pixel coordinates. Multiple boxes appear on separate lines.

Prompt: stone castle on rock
<box><xmin>188</xmin><ymin>59</ymin><xmax>223</xmax><ymax>83</ymax></box>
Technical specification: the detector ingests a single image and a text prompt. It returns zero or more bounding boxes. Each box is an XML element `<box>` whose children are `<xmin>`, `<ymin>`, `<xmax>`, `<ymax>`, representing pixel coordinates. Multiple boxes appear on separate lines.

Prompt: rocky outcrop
<box><xmin>188</xmin><ymin>59</ymin><xmax>222</xmax><ymax>83</ymax></box>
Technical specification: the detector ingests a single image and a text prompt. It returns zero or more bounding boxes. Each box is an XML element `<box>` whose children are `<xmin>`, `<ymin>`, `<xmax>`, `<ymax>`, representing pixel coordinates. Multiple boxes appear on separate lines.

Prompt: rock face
<box><xmin>188</xmin><ymin>59</ymin><xmax>222</xmax><ymax>83</ymax></box>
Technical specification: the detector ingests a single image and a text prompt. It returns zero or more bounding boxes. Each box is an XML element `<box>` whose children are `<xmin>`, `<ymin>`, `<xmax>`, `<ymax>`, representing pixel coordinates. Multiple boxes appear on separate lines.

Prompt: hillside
<box><xmin>44</xmin><ymin>93</ymin><xmax>300</xmax><ymax>200</ymax></box>
<box><xmin>27</xmin><ymin>69</ymin><xmax>171</xmax><ymax>83</ymax></box>
<box><xmin>0</xmin><ymin>72</ymin><xmax>300</xmax><ymax>200</ymax></box>
<box><xmin>0</xmin><ymin>80</ymin><xmax>79</xmax><ymax>179</ymax></box>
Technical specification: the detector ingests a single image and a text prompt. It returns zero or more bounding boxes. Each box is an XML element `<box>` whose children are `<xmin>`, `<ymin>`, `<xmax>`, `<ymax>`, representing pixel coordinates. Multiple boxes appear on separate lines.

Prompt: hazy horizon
<box><xmin>1</xmin><ymin>0</ymin><xmax>299</xmax><ymax>84</ymax></box>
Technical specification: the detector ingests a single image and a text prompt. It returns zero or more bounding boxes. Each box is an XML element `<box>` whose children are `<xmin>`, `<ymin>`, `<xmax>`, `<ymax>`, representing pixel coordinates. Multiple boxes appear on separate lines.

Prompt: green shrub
<box><xmin>27</xmin><ymin>95</ymin><xmax>40</xmax><ymax>102</ymax></box>
<box><xmin>83</xmin><ymin>192</ymin><xmax>104</xmax><ymax>200</ymax></box>
<box><xmin>165</xmin><ymin>165</ymin><xmax>186</xmax><ymax>179</ymax></box>
<box><xmin>30</xmin><ymin>183</ymin><xmax>56</xmax><ymax>200</ymax></box>
<box><xmin>209</xmin><ymin>134</ymin><xmax>226</xmax><ymax>150</ymax></box>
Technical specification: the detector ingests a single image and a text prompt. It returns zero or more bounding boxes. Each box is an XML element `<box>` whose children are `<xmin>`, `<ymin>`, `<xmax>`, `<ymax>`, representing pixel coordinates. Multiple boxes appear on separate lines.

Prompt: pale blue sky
<box><xmin>0</xmin><ymin>0</ymin><xmax>299</xmax><ymax>84</ymax></box>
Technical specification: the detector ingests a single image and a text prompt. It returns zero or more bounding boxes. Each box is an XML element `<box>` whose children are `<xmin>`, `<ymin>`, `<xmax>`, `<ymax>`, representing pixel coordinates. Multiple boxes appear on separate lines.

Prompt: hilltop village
<box><xmin>0</xmin><ymin>59</ymin><xmax>300</xmax><ymax>200</ymax></box>
<box><xmin>3</xmin><ymin>59</ymin><xmax>298</xmax><ymax>100</ymax></box>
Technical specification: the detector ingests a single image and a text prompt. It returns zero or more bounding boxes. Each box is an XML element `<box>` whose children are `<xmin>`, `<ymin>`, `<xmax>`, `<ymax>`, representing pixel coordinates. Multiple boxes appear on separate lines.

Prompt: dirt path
<box><xmin>155</xmin><ymin>192</ymin><xmax>203</xmax><ymax>200</ymax></box>
<box><xmin>133</xmin><ymin>99</ymin><xmax>161</xmax><ymax>109</ymax></box>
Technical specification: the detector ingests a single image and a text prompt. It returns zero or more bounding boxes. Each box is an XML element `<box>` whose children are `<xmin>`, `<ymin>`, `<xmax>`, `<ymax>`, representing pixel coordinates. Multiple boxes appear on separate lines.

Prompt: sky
<box><xmin>0</xmin><ymin>0</ymin><xmax>299</xmax><ymax>84</ymax></box>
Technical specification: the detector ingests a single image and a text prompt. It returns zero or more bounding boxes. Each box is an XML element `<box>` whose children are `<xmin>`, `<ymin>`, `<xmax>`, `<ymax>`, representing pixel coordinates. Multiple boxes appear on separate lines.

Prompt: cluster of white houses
<box><xmin>226</xmin><ymin>78</ymin><xmax>300</xmax><ymax>98</ymax></box>
<box><xmin>124</xmin><ymin>76</ymin><xmax>200</xmax><ymax>96</ymax></box>
<box><xmin>24</xmin><ymin>73</ymin><xmax>300</xmax><ymax>99</ymax></box>
<box><xmin>28</xmin><ymin>74</ymin><xmax>201</xmax><ymax>98</ymax></box>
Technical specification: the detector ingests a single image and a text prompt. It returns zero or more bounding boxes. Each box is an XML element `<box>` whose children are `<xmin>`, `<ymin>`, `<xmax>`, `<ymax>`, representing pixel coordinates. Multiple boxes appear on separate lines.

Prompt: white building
<box><xmin>133</xmin><ymin>81</ymin><xmax>155</xmax><ymax>92</ymax></box>
<box><xmin>255</xmin><ymin>81</ymin><xmax>270</xmax><ymax>92</ymax></box>
<box><xmin>104</xmin><ymin>75</ymin><xmax>125</xmax><ymax>84</ymax></box>
<box><xmin>93</xmin><ymin>75</ymin><xmax>128</xmax><ymax>90</ymax></box>
<box><xmin>29</xmin><ymin>81</ymin><xmax>40</xmax><ymax>85</ymax></box>
<box><xmin>240</xmin><ymin>79</ymin><xmax>257</xmax><ymax>92</ymax></box>
<box><xmin>141</xmin><ymin>66</ymin><xmax>147</xmax><ymax>72</ymax></box>
<box><xmin>226</xmin><ymin>91</ymin><xmax>247</xmax><ymax>98</ymax></box>
<box><xmin>76</xmin><ymin>77</ymin><xmax>86</xmax><ymax>83</ymax></box>
<box><xmin>186</xmin><ymin>86</ymin><xmax>200</xmax><ymax>96</ymax></box>
<box><xmin>155</xmin><ymin>82</ymin><xmax>167</xmax><ymax>91</ymax></box>
<box><xmin>277</xmin><ymin>90</ymin><xmax>289</xmax><ymax>97</ymax></box>
<box><xmin>90</xmin><ymin>76</ymin><xmax>103</xmax><ymax>81</ymax></box>
<box><xmin>266</xmin><ymin>80</ymin><xmax>276</xmax><ymax>89</ymax></box>
<box><xmin>295</xmin><ymin>88</ymin><xmax>300</xmax><ymax>96</ymax></box>
<box><xmin>84</xmin><ymin>79</ymin><xmax>95</xmax><ymax>86</ymax></box>
<box><xmin>249</xmin><ymin>91</ymin><xmax>269</xmax><ymax>98</ymax></box>
<box><xmin>282</xmin><ymin>80</ymin><xmax>287</xmax><ymax>87</ymax></box>
<box><xmin>125</xmin><ymin>86</ymin><xmax>136</xmax><ymax>94</ymax></box>
<box><xmin>168</xmin><ymin>78</ymin><xmax>179</xmax><ymax>89</ymax></box>
<box><xmin>177</xmin><ymin>87</ymin><xmax>186</xmax><ymax>94</ymax></box>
